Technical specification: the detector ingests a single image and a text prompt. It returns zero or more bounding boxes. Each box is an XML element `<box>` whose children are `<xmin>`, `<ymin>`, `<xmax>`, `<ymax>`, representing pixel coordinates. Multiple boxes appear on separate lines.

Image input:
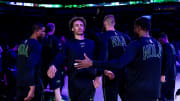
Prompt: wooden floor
<box><xmin>175</xmin><ymin>73</ymin><xmax>180</xmax><ymax>101</ymax></box>
<box><xmin>61</xmin><ymin>73</ymin><xmax>180</xmax><ymax>101</ymax></box>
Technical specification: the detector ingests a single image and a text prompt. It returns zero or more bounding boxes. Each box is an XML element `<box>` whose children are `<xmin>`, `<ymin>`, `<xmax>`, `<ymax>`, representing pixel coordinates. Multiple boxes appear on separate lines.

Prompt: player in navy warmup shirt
<box><xmin>16</xmin><ymin>23</ymin><xmax>45</xmax><ymax>101</ymax></box>
<box><xmin>98</xmin><ymin>15</ymin><xmax>131</xmax><ymax>101</ymax></box>
<box><xmin>47</xmin><ymin>17</ymin><xmax>101</xmax><ymax>101</ymax></box>
<box><xmin>41</xmin><ymin>23</ymin><xmax>63</xmax><ymax>101</ymax></box>
<box><xmin>75</xmin><ymin>17</ymin><xmax>163</xmax><ymax>101</ymax></box>
<box><xmin>158</xmin><ymin>32</ymin><xmax>176</xmax><ymax>101</ymax></box>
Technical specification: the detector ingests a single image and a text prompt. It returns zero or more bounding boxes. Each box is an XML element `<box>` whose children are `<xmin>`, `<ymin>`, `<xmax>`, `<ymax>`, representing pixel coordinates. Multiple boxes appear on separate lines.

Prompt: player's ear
<box><xmin>72</xmin><ymin>28</ymin><xmax>74</xmax><ymax>32</ymax></box>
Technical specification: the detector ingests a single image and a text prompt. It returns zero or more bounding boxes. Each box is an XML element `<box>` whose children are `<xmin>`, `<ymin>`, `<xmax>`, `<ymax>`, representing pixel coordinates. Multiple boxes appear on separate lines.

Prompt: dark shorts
<box><xmin>103</xmin><ymin>72</ymin><xmax>125</xmax><ymax>101</ymax></box>
<box><xmin>68</xmin><ymin>80</ymin><xmax>95</xmax><ymax>101</ymax></box>
<box><xmin>160</xmin><ymin>79</ymin><xmax>175</xmax><ymax>101</ymax></box>
<box><xmin>43</xmin><ymin>70</ymin><xmax>63</xmax><ymax>90</ymax></box>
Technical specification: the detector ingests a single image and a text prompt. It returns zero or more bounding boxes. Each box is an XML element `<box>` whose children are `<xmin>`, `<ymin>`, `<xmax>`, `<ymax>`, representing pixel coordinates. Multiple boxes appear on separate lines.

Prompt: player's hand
<box><xmin>74</xmin><ymin>53</ymin><xmax>92</xmax><ymax>69</ymax></box>
<box><xmin>24</xmin><ymin>86</ymin><xmax>35</xmax><ymax>101</ymax></box>
<box><xmin>104</xmin><ymin>70</ymin><xmax>115</xmax><ymax>80</ymax></box>
<box><xmin>93</xmin><ymin>76</ymin><xmax>101</xmax><ymax>88</ymax></box>
<box><xmin>54</xmin><ymin>88</ymin><xmax>62</xmax><ymax>101</ymax></box>
<box><xmin>47</xmin><ymin>65</ymin><xmax>57</xmax><ymax>79</ymax></box>
<box><xmin>161</xmin><ymin>75</ymin><xmax>166</xmax><ymax>83</ymax></box>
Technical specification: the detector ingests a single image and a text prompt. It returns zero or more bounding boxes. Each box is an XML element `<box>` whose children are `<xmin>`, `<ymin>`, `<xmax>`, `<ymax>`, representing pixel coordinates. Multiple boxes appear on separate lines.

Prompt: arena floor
<box><xmin>60</xmin><ymin>73</ymin><xmax>180</xmax><ymax>101</ymax></box>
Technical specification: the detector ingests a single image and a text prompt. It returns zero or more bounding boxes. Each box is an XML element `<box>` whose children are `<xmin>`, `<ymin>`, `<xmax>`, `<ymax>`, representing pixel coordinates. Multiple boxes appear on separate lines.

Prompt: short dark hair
<box><xmin>46</xmin><ymin>23</ymin><xmax>55</xmax><ymax>33</ymax></box>
<box><xmin>69</xmin><ymin>17</ymin><xmax>86</xmax><ymax>30</ymax></box>
<box><xmin>135</xmin><ymin>17</ymin><xmax>151</xmax><ymax>31</ymax></box>
<box><xmin>157</xmin><ymin>32</ymin><xmax>168</xmax><ymax>39</ymax></box>
<box><xmin>32</xmin><ymin>22</ymin><xmax>44</xmax><ymax>32</ymax></box>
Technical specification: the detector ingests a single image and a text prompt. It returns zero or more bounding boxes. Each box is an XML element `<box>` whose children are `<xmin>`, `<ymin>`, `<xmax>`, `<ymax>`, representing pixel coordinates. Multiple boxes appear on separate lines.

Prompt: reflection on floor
<box><xmin>61</xmin><ymin>73</ymin><xmax>180</xmax><ymax>101</ymax></box>
<box><xmin>175</xmin><ymin>73</ymin><xmax>180</xmax><ymax>101</ymax></box>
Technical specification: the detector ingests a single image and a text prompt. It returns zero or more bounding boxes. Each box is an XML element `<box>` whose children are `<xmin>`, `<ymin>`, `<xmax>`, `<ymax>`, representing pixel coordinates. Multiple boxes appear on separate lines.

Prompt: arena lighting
<box><xmin>39</xmin><ymin>4</ymin><xmax>63</xmax><ymax>8</ymax></box>
<box><xmin>103</xmin><ymin>2</ymin><xmax>127</xmax><ymax>6</ymax></box>
<box><xmin>23</xmin><ymin>3</ymin><xmax>33</xmax><ymax>7</ymax></box>
<box><xmin>142</xmin><ymin>15</ymin><xmax>152</xmax><ymax>20</ymax></box>
<box><xmin>153</xmin><ymin>0</ymin><xmax>177</xmax><ymax>3</ymax></box>
<box><xmin>16</xmin><ymin>2</ymin><xmax>23</xmax><ymax>6</ymax></box>
<box><xmin>129</xmin><ymin>1</ymin><xmax>143</xmax><ymax>5</ymax></box>
<box><xmin>9</xmin><ymin>1</ymin><xmax>15</xmax><ymax>5</ymax></box>
<box><xmin>0</xmin><ymin>0</ymin><xmax>178</xmax><ymax>8</ymax></box>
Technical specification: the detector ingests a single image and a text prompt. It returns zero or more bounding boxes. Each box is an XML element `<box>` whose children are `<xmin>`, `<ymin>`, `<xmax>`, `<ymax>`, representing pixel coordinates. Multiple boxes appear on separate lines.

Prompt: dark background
<box><xmin>0</xmin><ymin>2</ymin><xmax>179</xmax><ymax>49</ymax></box>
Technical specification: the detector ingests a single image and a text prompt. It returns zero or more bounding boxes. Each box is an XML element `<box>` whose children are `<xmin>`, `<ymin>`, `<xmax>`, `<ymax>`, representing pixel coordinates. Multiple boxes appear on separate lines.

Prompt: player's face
<box><xmin>158</xmin><ymin>38</ymin><xmax>164</xmax><ymax>44</ymax></box>
<box><xmin>72</xmin><ymin>20</ymin><xmax>85</xmax><ymax>35</ymax></box>
<box><xmin>104</xmin><ymin>20</ymin><xmax>108</xmax><ymax>28</ymax></box>
<box><xmin>37</xmin><ymin>27</ymin><xmax>46</xmax><ymax>38</ymax></box>
<box><xmin>134</xmin><ymin>24</ymin><xmax>140</xmax><ymax>36</ymax></box>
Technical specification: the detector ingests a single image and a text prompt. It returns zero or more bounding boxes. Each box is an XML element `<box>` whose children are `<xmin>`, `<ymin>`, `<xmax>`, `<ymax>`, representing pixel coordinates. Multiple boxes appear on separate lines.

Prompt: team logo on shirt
<box><xmin>143</xmin><ymin>43</ymin><xmax>162</xmax><ymax>61</ymax></box>
<box><xmin>80</xmin><ymin>42</ymin><xmax>85</xmax><ymax>48</ymax></box>
<box><xmin>110</xmin><ymin>36</ymin><xmax>126</xmax><ymax>48</ymax></box>
<box><xmin>56</xmin><ymin>80</ymin><xmax>61</xmax><ymax>83</ymax></box>
<box><xmin>18</xmin><ymin>43</ymin><xmax>29</xmax><ymax>58</ymax></box>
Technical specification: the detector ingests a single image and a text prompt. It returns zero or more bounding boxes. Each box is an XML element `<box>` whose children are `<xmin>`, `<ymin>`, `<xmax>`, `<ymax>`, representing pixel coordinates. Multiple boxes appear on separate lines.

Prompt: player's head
<box><xmin>157</xmin><ymin>32</ymin><xmax>169</xmax><ymax>44</ymax></box>
<box><xmin>69</xmin><ymin>17</ymin><xmax>86</xmax><ymax>35</ymax></box>
<box><xmin>32</xmin><ymin>22</ymin><xmax>45</xmax><ymax>38</ymax></box>
<box><xmin>134</xmin><ymin>17</ymin><xmax>151</xmax><ymax>36</ymax></box>
<box><xmin>103</xmin><ymin>14</ymin><xmax>115</xmax><ymax>28</ymax></box>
